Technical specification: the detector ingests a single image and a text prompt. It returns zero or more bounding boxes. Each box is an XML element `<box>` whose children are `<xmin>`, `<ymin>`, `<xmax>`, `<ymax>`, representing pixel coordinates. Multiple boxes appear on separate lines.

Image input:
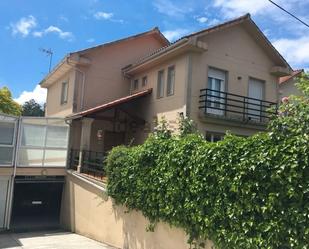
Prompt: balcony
<box><xmin>69</xmin><ymin>149</ymin><xmax>106</xmax><ymax>181</ymax></box>
<box><xmin>199</xmin><ymin>89</ymin><xmax>277</xmax><ymax>125</ymax></box>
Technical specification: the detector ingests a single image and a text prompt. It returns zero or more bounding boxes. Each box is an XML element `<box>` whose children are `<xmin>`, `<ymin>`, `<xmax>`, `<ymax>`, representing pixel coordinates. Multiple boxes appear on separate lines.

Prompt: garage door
<box><xmin>0</xmin><ymin>177</ymin><xmax>10</xmax><ymax>229</ymax></box>
<box><xmin>11</xmin><ymin>176</ymin><xmax>64</xmax><ymax>231</ymax></box>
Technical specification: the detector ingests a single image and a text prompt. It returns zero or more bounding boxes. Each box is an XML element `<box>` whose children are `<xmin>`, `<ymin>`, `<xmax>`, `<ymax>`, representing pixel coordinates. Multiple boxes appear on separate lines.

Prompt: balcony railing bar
<box><xmin>199</xmin><ymin>88</ymin><xmax>277</xmax><ymax>122</ymax></box>
<box><xmin>199</xmin><ymin>99</ymin><xmax>276</xmax><ymax>115</ymax></box>
<box><xmin>199</xmin><ymin>89</ymin><xmax>276</xmax><ymax>104</ymax></box>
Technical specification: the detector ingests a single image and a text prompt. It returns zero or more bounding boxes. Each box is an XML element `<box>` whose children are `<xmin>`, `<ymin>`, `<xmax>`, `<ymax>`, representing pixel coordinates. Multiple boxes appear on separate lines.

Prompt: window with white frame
<box><xmin>157</xmin><ymin>70</ymin><xmax>165</xmax><ymax>98</ymax></box>
<box><xmin>167</xmin><ymin>66</ymin><xmax>175</xmax><ymax>96</ymax></box>
<box><xmin>61</xmin><ymin>81</ymin><xmax>68</xmax><ymax>105</ymax></box>
<box><xmin>142</xmin><ymin>76</ymin><xmax>148</xmax><ymax>87</ymax></box>
<box><xmin>207</xmin><ymin>67</ymin><xmax>226</xmax><ymax>115</ymax></box>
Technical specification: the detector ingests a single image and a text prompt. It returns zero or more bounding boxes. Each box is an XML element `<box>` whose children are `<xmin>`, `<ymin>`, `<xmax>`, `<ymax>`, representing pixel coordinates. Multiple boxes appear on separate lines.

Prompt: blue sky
<box><xmin>1</xmin><ymin>0</ymin><xmax>308</xmax><ymax>104</ymax></box>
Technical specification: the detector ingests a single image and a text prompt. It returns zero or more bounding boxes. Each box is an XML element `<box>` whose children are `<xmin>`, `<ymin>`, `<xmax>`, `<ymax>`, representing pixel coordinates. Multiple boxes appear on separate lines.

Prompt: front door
<box><xmin>248</xmin><ymin>78</ymin><xmax>264</xmax><ymax>121</ymax></box>
<box><xmin>207</xmin><ymin>68</ymin><xmax>226</xmax><ymax>115</ymax></box>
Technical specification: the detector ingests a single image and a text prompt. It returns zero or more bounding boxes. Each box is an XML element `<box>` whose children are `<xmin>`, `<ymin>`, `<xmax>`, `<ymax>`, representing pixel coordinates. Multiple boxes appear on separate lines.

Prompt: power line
<box><xmin>268</xmin><ymin>0</ymin><xmax>309</xmax><ymax>28</ymax></box>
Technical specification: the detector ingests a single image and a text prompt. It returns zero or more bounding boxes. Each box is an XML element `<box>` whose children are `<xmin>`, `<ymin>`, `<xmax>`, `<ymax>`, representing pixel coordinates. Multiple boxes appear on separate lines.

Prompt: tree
<box><xmin>22</xmin><ymin>99</ymin><xmax>45</xmax><ymax>117</ymax></box>
<box><xmin>0</xmin><ymin>86</ymin><xmax>21</xmax><ymax>116</ymax></box>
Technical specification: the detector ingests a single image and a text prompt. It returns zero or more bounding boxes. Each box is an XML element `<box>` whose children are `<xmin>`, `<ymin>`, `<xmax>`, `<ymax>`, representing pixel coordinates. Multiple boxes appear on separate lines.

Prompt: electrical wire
<box><xmin>268</xmin><ymin>0</ymin><xmax>309</xmax><ymax>28</ymax></box>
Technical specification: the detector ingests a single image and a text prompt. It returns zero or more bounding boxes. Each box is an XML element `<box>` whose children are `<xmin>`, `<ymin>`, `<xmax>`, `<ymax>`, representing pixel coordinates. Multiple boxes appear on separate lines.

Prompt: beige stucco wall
<box><xmin>130</xmin><ymin>54</ymin><xmax>188</xmax><ymax>141</ymax></box>
<box><xmin>0</xmin><ymin>167</ymin><xmax>66</xmax><ymax>176</ymax></box>
<box><xmin>45</xmin><ymin>70</ymin><xmax>76</xmax><ymax>117</ymax></box>
<box><xmin>61</xmin><ymin>173</ymin><xmax>214</xmax><ymax>249</ymax></box>
<box><xmin>77</xmin><ymin>35</ymin><xmax>166</xmax><ymax>112</ymax></box>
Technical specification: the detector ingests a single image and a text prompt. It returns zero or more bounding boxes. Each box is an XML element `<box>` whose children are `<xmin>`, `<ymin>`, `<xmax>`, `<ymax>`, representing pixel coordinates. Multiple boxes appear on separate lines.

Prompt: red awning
<box><xmin>68</xmin><ymin>88</ymin><xmax>152</xmax><ymax>119</ymax></box>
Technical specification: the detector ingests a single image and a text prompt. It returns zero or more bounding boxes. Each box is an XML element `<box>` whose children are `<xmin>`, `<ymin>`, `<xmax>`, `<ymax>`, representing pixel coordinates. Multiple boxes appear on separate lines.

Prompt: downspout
<box><xmin>66</xmin><ymin>57</ymin><xmax>86</xmax><ymax>112</ymax></box>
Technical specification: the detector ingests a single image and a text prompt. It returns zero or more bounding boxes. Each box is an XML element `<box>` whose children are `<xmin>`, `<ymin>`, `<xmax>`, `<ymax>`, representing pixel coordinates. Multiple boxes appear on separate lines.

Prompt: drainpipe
<box><xmin>66</xmin><ymin>57</ymin><xmax>86</xmax><ymax>112</ymax></box>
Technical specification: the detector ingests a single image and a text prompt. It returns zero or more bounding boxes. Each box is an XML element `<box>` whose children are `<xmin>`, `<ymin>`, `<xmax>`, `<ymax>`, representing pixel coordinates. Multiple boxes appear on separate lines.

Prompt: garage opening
<box><xmin>10</xmin><ymin>176</ymin><xmax>64</xmax><ymax>231</ymax></box>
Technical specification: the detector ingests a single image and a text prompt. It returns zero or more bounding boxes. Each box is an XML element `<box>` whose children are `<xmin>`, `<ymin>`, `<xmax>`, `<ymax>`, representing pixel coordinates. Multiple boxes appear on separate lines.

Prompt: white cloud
<box><xmin>273</xmin><ymin>36</ymin><xmax>309</xmax><ymax>68</ymax></box>
<box><xmin>93</xmin><ymin>11</ymin><xmax>124</xmax><ymax>23</ymax></box>
<box><xmin>87</xmin><ymin>38</ymin><xmax>95</xmax><ymax>43</ymax></box>
<box><xmin>153</xmin><ymin>0</ymin><xmax>192</xmax><ymax>17</ymax></box>
<box><xmin>213</xmin><ymin>0</ymin><xmax>304</xmax><ymax>19</ymax></box>
<box><xmin>94</xmin><ymin>11</ymin><xmax>114</xmax><ymax>20</ymax></box>
<box><xmin>163</xmin><ymin>29</ymin><xmax>189</xmax><ymax>41</ymax></box>
<box><xmin>196</xmin><ymin>17</ymin><xmax>208</xmax><ymax>24</ymax></box>
<box><xmin>33</xmin><ymin>25</ymin><xmax>73</xmax><ymax>40</ymax></box>
<box><xmin>10</xmin><ymin>15</ymin><xmax>37</xmax><ymax>37</ymax></box>
<box><xmin>14</xmin><ymin>85</ymin><xmax>47</xmax><ymax>105</ymax></box>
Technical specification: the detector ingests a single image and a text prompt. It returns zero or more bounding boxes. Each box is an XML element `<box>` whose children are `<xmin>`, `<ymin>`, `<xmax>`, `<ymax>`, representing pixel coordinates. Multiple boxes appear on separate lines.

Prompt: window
<box><xmin>207</xmin><ymin>68</ymin><xmax>226</xmax><ymax>115</ymax></box>
<box><xmin>167</xmin><ymin>66</ymin><xmax>175</xmax><ymax>96</ymax></box>
<box><xmin>61</xmin><ymin>81</ymin><xmax>68</xmax><ymax>105</ymax></box>
<box><xmin>142</xmin><ymin>76</ymin><xmax>148</xmax><ymax>87</ymax></box>
<box><xmin>157</xmin><ymin>70</ymin><xmax>165</xmax><ymax>98</ymax></box>
<box><xmin>18</xmin><ymin>118</ymin><xmax>69</xmax><ymax>167</ymax></box>
<box><xmin>205</xmin><ymin>132</ymin><xmax>224</xmax><ymax>142</ymax></box>
<box><xmin>132</xmin><ymin>79</ymin><xmax>139</xmax><ymax>91</ymax></box>
<box><xmin>0</xmin><ymin>118</ymin><xmax>17</xmax><ymax>166</ymax></box>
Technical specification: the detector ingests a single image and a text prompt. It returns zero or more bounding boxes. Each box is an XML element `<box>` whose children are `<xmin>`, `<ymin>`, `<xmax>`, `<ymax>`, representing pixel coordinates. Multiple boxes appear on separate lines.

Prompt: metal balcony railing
<box><xmin>69</xmin><ymin>149</ymin><xmax>106</xmax><ymax>179</ymax></box>
<box><xmin>199</xmin><ymin>88</ymin><xmax>277</xmax><ymax>123</ymax></box>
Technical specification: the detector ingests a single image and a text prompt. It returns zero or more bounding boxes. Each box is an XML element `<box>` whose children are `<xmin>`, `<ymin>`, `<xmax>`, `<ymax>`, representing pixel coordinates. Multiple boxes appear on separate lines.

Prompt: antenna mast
<box><xmin>40</xmin><ymin>48</ymin><xmax>53</xmax><ymax>73</ymax></box>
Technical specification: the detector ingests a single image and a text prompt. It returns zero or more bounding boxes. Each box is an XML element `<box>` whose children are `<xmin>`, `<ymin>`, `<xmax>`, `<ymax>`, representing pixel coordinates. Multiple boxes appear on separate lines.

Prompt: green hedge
<box><xmin>106</xmin><ymin>79</ymin><xmax>309</xmax><ymax>249</ymax></box>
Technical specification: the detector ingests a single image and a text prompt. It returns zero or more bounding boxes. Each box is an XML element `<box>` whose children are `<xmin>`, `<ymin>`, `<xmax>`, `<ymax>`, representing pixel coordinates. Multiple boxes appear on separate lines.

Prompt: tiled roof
<box><xmin>68</xmin><ymin>88</ymin><xmax>152</xmax><ymax>119</ymax></box>
<box><xmin>279</xmin><ymin>69</ymin><xmax>304</xmax><ymax>84</ymax></box>
<box><xmin>124</xmin><ymin>13</ymin><xmax>292</xmax><ymax>73</ymax></box>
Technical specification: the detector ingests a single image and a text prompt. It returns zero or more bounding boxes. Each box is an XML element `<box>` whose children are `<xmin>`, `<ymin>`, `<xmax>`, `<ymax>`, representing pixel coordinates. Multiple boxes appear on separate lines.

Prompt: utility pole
<box><xmin>39</xmin><ymin>48</ymin><xmax>53</xmax><ymax>73</ymax></box>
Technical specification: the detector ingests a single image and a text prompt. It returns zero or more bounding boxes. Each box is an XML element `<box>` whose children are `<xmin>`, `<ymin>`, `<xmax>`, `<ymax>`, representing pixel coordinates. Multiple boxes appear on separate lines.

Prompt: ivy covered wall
<box><xmin>106</xmin><ymin>76</ymin><xmax>309</xmax><ymax>249</ymax></box>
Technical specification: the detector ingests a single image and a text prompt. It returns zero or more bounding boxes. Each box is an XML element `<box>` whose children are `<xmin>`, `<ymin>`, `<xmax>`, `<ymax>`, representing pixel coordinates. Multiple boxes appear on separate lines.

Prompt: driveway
<box><xmin>0</xmin><ymin>230</ymin><xmax>118</xmax><ymax>249</ymax></box>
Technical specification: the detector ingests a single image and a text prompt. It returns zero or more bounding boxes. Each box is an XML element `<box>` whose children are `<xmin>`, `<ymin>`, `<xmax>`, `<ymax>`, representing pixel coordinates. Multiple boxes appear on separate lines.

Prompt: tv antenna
<box><xmin>39</xmin><ymin>48</ymin><xmax>53</xmax><ymax>73</ymax></box>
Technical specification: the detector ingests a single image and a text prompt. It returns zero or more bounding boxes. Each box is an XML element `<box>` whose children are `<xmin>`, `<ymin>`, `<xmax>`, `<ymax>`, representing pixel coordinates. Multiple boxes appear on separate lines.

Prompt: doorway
<box><xmin>10</xmin><ymin>176</ymin><xmax>64</xmax><ymax>231</ymax></box>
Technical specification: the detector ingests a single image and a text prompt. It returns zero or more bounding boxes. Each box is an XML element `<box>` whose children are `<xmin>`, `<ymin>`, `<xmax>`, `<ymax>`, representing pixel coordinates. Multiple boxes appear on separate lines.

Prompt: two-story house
<box><xmin>41</xmin><ymin>14</ymin><xmax>292</xmax><ymax>173</ymax></box>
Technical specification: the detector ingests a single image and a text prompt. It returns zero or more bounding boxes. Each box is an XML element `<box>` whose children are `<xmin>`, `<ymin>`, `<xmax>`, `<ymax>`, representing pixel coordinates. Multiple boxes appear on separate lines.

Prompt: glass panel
<box><xmin>44</xmin><ymin>150</ymin><xmax>67</xmax><ymax>167</ymax></box>
<box><xmin>21</xmin><ymin>124</ymin><xmax>46</xmax><ymax>147</ymax></box>
<box><xmin>0</xmin><ymin>122</ymin><xmax>15</xmax><ymax>145</ymax></box>
<box><xmin>18</xmin><ymin>149</ymin><xmax>44</xmax><ymax>166</ymax></box>
<box><xmin>46</xmin><ymin>126</ymin><xmax>69</xmax><ymax>148</ymax></box>
<box><xmin>0</xmin><ymin>147</ymin><xmax>13</xmax><ymax>165</ymax></box>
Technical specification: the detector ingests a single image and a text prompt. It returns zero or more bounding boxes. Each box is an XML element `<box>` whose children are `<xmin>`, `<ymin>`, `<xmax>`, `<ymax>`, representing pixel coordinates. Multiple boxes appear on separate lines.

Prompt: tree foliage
<box><xmin>106</xmin><ymin>75</ymin><xmax>309</xmax><ymax>249</ymax></box>
<box><xmin>22</xmin><ymin>99</ymin><xmax>45</xmax><ymax>117</ymax></box>
<box><xmin>0</xmin><ymin>86</ymin><xmax>21</xmax><ymax>116</ymax></box>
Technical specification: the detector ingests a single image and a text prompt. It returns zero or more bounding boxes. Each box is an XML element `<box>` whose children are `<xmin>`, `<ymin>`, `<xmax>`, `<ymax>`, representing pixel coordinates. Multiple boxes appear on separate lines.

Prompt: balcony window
<box><xmin>157</xmin><ymin>70</ymin><xmax>165</xmax><ymax>98</ymax></box>
<box><xmin>248</xmin><ymin>78</ymin><xmax>265</xmax><ymax>121</ymax></box>
<box><xmin>167</xmin><ymin>66</ymin><xmax>175</xmax><ymax>96</ymax></box>
<box><xmin>207</xmin><ymin>68</ymin><xmax>226</xmax><ymax>115</ymax></box>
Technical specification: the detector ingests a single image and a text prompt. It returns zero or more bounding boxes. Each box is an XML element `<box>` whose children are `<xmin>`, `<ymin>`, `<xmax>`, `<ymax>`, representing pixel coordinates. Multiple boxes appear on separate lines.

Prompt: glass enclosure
<box><xmin>17</xmin><ymin>118</ymin><xmax>69</xmax><ymax>167</ymax></box>
<box><xmin>0</xmin><ymin>115</ymin><xmax>18</xmax><ymax>166</ymax></box>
